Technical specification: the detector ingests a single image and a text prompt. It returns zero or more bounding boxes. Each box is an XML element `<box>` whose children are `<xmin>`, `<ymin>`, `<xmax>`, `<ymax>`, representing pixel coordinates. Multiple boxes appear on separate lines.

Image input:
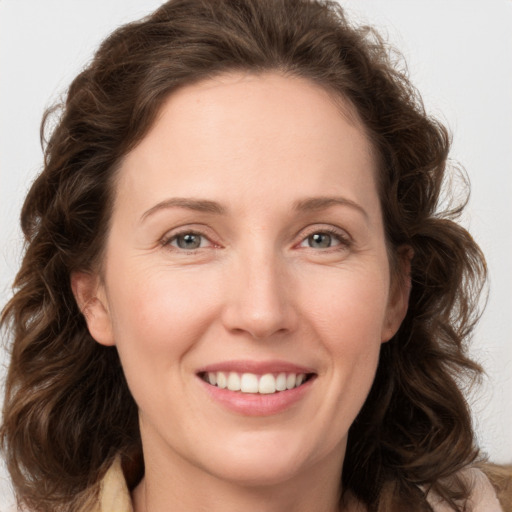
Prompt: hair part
<box><xmin>1</xmin><ymin>1</ymin><xmax>486</xmax><ymax>511</ymax></box>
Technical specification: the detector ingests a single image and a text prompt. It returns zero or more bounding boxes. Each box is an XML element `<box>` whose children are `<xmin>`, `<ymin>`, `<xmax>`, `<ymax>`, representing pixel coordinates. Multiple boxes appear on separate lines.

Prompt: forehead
<box><xmin>115</xmin><ymin>72</ymin><xmax>379</xmax><ymax>217</ymax></box>
<box><xmin>145</xmin><ymin>71</ymin><xmax>372</xmax><ymax>159</ymax></box>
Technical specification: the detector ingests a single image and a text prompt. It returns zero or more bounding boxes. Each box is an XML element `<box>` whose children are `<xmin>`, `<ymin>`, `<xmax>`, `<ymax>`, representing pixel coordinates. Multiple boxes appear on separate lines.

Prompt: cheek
<box><xmin>105</xmin><ymin>264</ymin><xmax>223</xmax><ymax>379</ymax></box>
<box><xmin>303</xmin><ymin>267</ymin><xmax>390</xmax><ymax>346</ymax></box>
<box><xmin>290</xmin><ymin>268</ymin><xmax>387</xmax><ymax>458</ymax></box>
<box><xmin>104</xmin><ymin>267</ymin><xmax>225</xmax><ymax>425</ymax></box>
<box><xmin>300</xmin><ymin>265</ymin><xmax>389</xmax><ymax>398</ymax></box>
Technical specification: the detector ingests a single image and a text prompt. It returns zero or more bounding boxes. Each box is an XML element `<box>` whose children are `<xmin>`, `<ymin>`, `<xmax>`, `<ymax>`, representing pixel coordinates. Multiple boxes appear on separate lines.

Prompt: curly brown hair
<box><xmin>1</xmin><ymin>1</ymin><xmax>487</xmax><ymax>511</ymax></box>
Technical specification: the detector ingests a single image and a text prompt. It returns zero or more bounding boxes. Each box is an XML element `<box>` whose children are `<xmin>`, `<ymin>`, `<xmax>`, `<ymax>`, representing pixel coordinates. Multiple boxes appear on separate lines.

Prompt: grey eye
<box><xmin>174</xmin><ymin>233</ymin><xmax>203</xmax><ymax>249</ymax></box>
<box><xmin>307</xmin><ymin>233</ymin><xmax>333</xmax><ymax>249</ymax></box>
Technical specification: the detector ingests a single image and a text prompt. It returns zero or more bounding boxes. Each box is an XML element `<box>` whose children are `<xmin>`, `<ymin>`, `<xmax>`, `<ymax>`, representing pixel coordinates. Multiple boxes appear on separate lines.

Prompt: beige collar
<box><xmin>93</xmin><ymin>458</ymin><xmax>503</xmax><ymax>512</ymax></box>
<box><xmin>93</xmin><ymin>456</ymin><xmax>133</xmax><ymax>512</ymax></box>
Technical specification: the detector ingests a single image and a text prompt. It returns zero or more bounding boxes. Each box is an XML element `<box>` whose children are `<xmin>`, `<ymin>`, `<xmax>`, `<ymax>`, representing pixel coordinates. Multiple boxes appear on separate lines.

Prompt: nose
<box><xmin>221</xmin><ymin>250</ymin><xmax>298</xmax><ymax>340</ymax></box>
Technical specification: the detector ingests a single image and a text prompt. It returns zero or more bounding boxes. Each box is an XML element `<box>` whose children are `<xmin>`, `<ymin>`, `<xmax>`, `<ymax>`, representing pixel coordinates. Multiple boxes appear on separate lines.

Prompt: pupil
<box><xmin>178</xmin><ymin>234</ymin><xmax>200</xmax><ymax>249</ymax></box>
<box><xmin>309</xmin><ymin>233</ymin><xmax>331</xmax><ymax>248</ymax></box>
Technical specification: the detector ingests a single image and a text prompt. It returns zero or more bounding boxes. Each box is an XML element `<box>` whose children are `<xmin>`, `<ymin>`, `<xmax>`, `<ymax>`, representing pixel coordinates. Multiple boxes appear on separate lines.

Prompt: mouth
<box><xmin>196</xmin><ymin>361</ymin><xmax>317</xmax><ymax>415</ymax></box>
<box><xmin>198</xmin><ymin>371</ymin><xmax>316</xmax><ymax>395</ymax></box>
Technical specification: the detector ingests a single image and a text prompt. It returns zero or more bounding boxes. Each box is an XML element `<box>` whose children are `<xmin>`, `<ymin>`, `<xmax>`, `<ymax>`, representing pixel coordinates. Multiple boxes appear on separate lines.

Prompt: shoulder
<box><xmin>480</xmin><ymin>463</ymin><xmax>512</xmax><ymax>512</ymax></box>
<box><xmin>426</xmin><ymin>465</ymin><xmax>511</xmax><ymax>512</ymax></box>
<box><xmin>0</xmin><ymin>457</ymin><xmax>134</xmax><ymax>512</ymax></box>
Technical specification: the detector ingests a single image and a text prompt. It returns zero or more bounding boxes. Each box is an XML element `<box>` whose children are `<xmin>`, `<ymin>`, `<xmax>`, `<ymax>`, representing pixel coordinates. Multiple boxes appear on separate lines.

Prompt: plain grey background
<box><xmin>1</xmin><ymin>0</ymin><xmax>511</xmax><ymax>508</ymax></box>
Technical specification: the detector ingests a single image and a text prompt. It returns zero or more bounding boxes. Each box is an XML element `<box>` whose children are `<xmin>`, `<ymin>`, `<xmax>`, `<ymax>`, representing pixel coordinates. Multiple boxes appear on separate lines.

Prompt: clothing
<box><xmin>424</xmin><ymin>467</ymin><xmax>505</xmax><ymax>512</ymax></box>
<box><xmin>91</xmin><ymin>457</ymin><xmax>505</xmax><ymax>512</ymax></box>
<box><xmin>91</xmin><ymin>457</ymin><xmax>133</xmax><ymax>512</ymax></box>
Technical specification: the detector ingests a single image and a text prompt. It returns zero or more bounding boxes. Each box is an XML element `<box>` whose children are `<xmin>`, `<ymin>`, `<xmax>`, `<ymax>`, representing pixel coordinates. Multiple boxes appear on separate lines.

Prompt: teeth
<box><xmin>217</xmin><ymin>371</ymin><xmax>227</xmax><ymax>389</ymax></box>
<box><xmin>275</xmin><ymin>373</ymin><xmax>287</xmax><ymax>391</ymax></box>
<box><xmin>240</xmin><ymin>373</ymin><xmax>259</xmax><ymax>393</ymax></box>
<box><xmin>286</xmin><ymin>373</ymin><xmax>296</xmax><ymax>390</ymax></box>
<box><xmin>204</xmin><ymin>371</ymin><xmax>309</xmax><ymax>394</ymax></box>
<box><xmin>227</xmin><ymin>372</ymin><xmax>241</xmax><ymax>391</ymax></box>
<box><xmin>259</xmin><ymin>373</ymin><xmax>276</xmax><ymax>394</ymax></box>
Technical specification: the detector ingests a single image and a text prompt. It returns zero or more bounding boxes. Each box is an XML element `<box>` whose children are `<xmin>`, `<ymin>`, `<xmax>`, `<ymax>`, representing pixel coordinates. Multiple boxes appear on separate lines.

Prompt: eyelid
<box><xmin>158</xmin><ymin>223</ymin><xmax>352</xmax><ymax>251</ymax></box>
<box><xmin>295</xmin><ymin>224</ymin><xmax>353</xmax><ymax>249</ymax></box>
<box><xmin>160</xmin><ymin>225</ymin><xmax>221</xmax><ymax>250</ymax></box>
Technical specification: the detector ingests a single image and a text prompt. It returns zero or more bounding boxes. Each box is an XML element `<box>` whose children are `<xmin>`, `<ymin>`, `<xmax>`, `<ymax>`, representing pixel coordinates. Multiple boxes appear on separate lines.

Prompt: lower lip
<box><xmin>199</xmin><ymin>377</ymin><xmax>315</xmax><ymax>416</ymax></box>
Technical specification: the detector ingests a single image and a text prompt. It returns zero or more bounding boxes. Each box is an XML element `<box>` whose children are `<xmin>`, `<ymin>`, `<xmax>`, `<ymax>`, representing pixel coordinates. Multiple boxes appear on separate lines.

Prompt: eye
<box><xmin>165</xmin><ymin>232</ymin><xmax>210</xmax><ymax>250</ymax></box>
<box><xmin>298</xmin><ymin>229</ymin><xmax>350</xmax><ymax>250</ymax></box>
<box><xmin>305</xmin><ymin>232</ymin><xmax>337</xmax><ymax>249</ymax></box>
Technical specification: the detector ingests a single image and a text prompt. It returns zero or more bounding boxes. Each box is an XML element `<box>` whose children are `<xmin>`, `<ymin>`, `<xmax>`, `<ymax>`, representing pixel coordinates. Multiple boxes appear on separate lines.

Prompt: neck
<box><xmin>131</xmin><ymin>445</ymin><xmax>353</xmax><ymax>512</ymax></box>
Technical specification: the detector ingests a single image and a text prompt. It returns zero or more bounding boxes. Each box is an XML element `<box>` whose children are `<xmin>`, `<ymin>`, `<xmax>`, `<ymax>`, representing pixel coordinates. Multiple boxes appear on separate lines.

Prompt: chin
<box><xmin>193</xmin><ymin>429</ymin><xmax>334</xmax><ymax>488</ymax></box>
<box><xmin>206</xmin><ymin>455</ymin><xmax>307</xmax><ymax>488</ymax></box>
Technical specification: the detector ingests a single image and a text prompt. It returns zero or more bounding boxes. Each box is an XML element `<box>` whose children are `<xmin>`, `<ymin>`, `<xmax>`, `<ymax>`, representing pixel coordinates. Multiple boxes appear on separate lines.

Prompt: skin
<box><xmin>73</xmin><ymin>72</ymin><xmax>410</xmax><ymax>512</ymax></box>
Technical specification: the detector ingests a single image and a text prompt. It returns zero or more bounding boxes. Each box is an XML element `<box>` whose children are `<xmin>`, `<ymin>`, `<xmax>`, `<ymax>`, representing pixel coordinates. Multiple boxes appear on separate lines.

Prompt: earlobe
<box><xmin>381</xmin><ymin>246</ymin><xmax>413</xmax><ymax>343</ymax></box>
<box><xmin>71</xmin><ymin>272</ymin><xmax>115</xmax><ymax>346</ymax></box>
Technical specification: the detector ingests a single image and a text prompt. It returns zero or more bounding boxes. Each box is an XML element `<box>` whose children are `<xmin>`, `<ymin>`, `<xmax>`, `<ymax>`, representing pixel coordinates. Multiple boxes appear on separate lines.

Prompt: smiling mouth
<box><xmin>198</xmin><ymin>371</ymin><xmax>315</xmax><ymax>395</ymax></box>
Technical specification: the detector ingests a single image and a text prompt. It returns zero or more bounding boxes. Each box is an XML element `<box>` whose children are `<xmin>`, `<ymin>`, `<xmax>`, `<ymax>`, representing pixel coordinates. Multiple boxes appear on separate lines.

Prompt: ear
<box><xmin>71</xmin><ymin>271</ymin><xmax>115</xmax><ymax>346</ymax></box>
<box><xmin>381</xmin><ymin>245</ymin><xmax>413</xmax><ymax>343</ymax></box>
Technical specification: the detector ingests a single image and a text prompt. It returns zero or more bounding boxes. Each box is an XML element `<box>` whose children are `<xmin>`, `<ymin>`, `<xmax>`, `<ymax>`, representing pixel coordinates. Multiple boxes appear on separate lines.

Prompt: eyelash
<box><xmin>160</xmin><ymin>226</ymin><xmax>352</xmax><ymax>253</ymax></box>
<box><xmin>297</xmin><ymin>226</ymin><xmax>352</xmax><ymax>251</ymax></box>
<box><xmin>161</xmin><ymin>230</ymin><xmax>216</xmax><ymax>252</ymax></box>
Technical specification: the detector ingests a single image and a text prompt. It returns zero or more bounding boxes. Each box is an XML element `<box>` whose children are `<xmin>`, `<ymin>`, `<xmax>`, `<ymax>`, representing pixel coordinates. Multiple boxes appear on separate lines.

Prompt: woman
<box><xmin>1</xmin><ymin>0</ymin><xmax>510</xmax><ymax>511</ymax></box>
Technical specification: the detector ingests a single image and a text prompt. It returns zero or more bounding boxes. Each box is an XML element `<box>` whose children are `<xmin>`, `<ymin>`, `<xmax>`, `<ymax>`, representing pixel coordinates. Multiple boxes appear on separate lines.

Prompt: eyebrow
<box><xmin>140</xmin><ymin>195</ymin><xmax>368</xmax><ymax>222</ymax></box>
<box><xmin>140</xmin><ymin>197</ymin><xmax>226</xmax><ymax>222</ymax></box>
<box><xmin>293</xmin><ymin>196</ymin><xmax>369</xmax><ymax>220</ymax></box>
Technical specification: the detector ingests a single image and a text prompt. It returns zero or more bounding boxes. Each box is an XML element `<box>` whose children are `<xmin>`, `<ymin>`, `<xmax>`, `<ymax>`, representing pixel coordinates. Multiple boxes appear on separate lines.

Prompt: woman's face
<box><xmin>76</xmin><ymin>73</ymin><xmax>408</xmax><ymax>487</ymax></box>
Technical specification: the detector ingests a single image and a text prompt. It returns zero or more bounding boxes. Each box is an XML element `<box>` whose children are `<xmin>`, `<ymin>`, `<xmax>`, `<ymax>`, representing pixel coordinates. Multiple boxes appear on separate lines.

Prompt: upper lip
<box><xmin>197</xmin><ymin>359</ymin><xmax>316</xmax><ymax>375</ymax></box>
